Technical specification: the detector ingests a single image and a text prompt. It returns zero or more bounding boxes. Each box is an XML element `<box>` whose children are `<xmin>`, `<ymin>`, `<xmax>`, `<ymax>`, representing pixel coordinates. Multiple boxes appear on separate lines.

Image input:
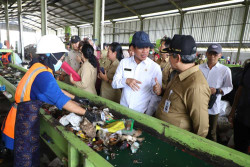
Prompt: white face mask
<box><xmin>53</xmin><ymin>60</ymin><xmax>62</xmax><ymax>71</ymax></box>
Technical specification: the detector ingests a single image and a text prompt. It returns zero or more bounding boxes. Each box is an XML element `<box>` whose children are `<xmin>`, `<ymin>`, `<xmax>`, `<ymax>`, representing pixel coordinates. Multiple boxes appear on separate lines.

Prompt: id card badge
<box><xmin>164</xmin><ymin>100</ymin><xmax>171</xmax><ymax>113</ymax></box>
<box><xmin>164</xmin><ymin>90</ymin><xmax>173</xmax><ymax>113</ymax></box>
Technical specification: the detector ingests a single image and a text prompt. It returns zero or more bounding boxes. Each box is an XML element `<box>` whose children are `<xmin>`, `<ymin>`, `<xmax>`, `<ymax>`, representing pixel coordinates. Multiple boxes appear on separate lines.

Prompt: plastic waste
<box><xmin>80</xmin><ymin>118</ymin><xmax>96</xmax><ymax>138</ymax></box>
<box><xmin>96</xmin><ymin>121</ymin><xmax>125</xmax><ymax>133</ymax></box>
<box><xmin>59</xmin><ymin>115</ymin><xmax>69</xmax><ymax>126</ymax></box>
<box><xmin>65</xmin><ymin>113</ymin><xmax>83</xmax><ymax>127</ymax></box>
<box><xmin>131</xmin><ymin>142</ymin><xmax>139</xmax><ymax>153</ymax></box>
<box><xmin>61</xmin><ymin>61</ymin><xmax>81</xmax><ymax>81</ymax></box>
<box><xmin>0</xmin><ymin>85</ymin><xmax>6</xmax><ymax>91</ymax></box>
<box><xmin>2</xmin><ymin>91</ymin><xmax>12</xmax><ymax>99</ymax></box>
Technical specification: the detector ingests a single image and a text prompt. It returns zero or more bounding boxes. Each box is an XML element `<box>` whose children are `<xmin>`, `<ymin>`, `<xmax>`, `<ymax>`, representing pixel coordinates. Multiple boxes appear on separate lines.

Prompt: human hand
<box><xmin>153</xmin><ymin>78</ymin><xmax>162</xmax><ymax>96</ymax></box>
<box><xmin>70</xmin><ymin>73</ymin><xmax>75</xmax><ymax>84</ymax></box>
<box><xmin>210</xmin><ymin>87</ymin><xmax>216</xmax><ymax>94</ymax></box>
<box><xmin>99</xmin><ymin>70</ymin><xmax>108</xmax><ymax>82</ymax></box>
<box><xmin>126</xmin><ymin>78</ymin><xmax>142</xmax><ymax>91</ymax></box>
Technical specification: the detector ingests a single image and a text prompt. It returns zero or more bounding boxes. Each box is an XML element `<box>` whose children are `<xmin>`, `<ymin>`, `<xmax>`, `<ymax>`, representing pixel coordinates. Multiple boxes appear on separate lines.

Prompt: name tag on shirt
<box><xmin>164</xmin><ymin>100</ymin><xmax>171</xmax><ymax>113</ymax></box>
<box><xmin>124</xmin><ymin>68</ymin><xmax>132</xmax><ymax>71</ymax></box>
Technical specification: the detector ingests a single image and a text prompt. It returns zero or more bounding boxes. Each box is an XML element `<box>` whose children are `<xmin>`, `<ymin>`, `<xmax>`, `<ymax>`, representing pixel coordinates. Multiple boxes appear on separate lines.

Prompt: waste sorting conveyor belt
<box><xmin>0</xmin><ymin>63</ymin><xmax>249</xmax><ymax>167</ymax></box>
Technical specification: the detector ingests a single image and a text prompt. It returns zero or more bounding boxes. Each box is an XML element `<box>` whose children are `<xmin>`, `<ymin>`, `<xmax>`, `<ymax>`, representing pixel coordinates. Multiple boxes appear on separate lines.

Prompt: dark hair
<box><xmin>78</xmin><ymin>40</ymin><xmax>89</xmax><ymax>50</ymax></box>
<box><xmin>109</xmin><ymin>42</ymin><xmax>124</xmax><ymax>61</ymax></box>
<box><xmin>172</xmin><ymin>53</ymin><xmax>196</xmax><ymax>64</ymax></box>
<box><xmin>81</xmin><ymin>44</ymin><xmax>97</xmax><ymax>68</ymax></box>
<box><xmin>161</xmin><ymin>36</ymin><xmax>171</xmax><ymax>48</ymax></box>
<box><xmin>129</xmin><ymin>43</ymin><xmax>133</xmax><ymax>48</ymax></box>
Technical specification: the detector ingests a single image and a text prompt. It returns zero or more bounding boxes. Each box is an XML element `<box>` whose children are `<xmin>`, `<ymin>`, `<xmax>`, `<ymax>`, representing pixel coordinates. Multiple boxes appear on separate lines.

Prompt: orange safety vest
<box><xmin>1</xmin><ymin>63</ymin><xmax>53</xmax><ymax>149</ymax></box>
<box><xmin>2</xmin><ymin>52</ymin><xmax>11</xmax><ymax>65</ymax></box>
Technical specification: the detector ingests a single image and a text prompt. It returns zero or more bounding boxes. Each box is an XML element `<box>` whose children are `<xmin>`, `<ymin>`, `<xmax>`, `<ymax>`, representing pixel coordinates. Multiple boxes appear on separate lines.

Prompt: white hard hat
<box><xmin>36</xmin><ymin>34</ymin><xmax>68</xmax><ymax>54</ymax></box>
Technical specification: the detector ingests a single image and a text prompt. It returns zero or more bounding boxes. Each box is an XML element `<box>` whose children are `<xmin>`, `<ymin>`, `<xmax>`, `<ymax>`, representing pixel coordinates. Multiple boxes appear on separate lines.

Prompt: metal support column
<box><xmin>179</xmin><ymin>12</ymin><xmax>184</xmax><ymax>35</ymax></box>
<box><xmin>140</xmin><ymin>17</ymin><xmax>144</xmax><ymax>31</ymax></box>
<box><xmin>41</xmin><ymin>0</ymin><xmax>48</xmax><ymax>35</ymax></box>
<box><xmin>77</xmin><ymin>27</ymin><xmax>80</xmax><ymax>37</ymax></box>
<box><xmin>236</xmin><ymin>1</ymin><xmax>249</xmax><ymax>63</ymax></box>
<box><xmin>112</xmin><ymin>21</ymin><xmax>116</xmax><ymax>42</ymax></box>
<box><xmin>18</xmin><ymin>0</ymin><xmax>24</xmax><ymax>61</ymax></box>
<box><xmin>94</xmin><ymin>0</ymin><xmax>101</xmax><ymax>47</ymax></box>
<box><xmin>4</xmin><ymin>1</ymin><xmax>10</xmax><ymax>44</ymax></box>
<box><xmin>101</xmin><ymin>0</ymin><xmax>105</xmax><ymax>50</ymax></box>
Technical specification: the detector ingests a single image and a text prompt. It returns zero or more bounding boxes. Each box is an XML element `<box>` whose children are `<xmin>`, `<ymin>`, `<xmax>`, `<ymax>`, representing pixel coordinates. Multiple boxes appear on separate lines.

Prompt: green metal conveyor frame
<box><xmin>0</xmin><ymin>63</ymin><xmax>249</xmax><ymax>167</ymax></box>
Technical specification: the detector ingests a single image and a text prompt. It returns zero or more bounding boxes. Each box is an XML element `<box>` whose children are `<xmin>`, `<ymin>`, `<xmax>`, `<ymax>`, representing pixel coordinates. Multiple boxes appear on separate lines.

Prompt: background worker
<box><xmin>199</xmin><ymin>44</ymin><xmax>233</xmax><ymax>142</ymax></box>
<box><xmin>228</xmin><ymin>62</ymin><xmax>250</xmax><ymax>153</ymax></box>
<box><xmin>1</xmin><ymin>35</ymin><xmax>95</xmax><ymax>166</ymax></box>
<box><xmin>155</xmin><ymin>34</ymin><xmax>210</xmax><ymax>137</ymax></box>
<box><xmin>99</xmin><ymin>42</ymin><xmax>123</xmax><ymax>103</ymax></box>
<box><xmin>157</xmin><ymin>36</ymin><xmax>172</xmax><ymax>92</ymax></box>
<box><xmin>61</xmin><ymin>35</ymin><xmax>81</xmax><ymax>84</ymax></box>
<box><xmin>70</xmin><ymin>44</ymin><xmax>98</xmax><ymax>95</ymax></box>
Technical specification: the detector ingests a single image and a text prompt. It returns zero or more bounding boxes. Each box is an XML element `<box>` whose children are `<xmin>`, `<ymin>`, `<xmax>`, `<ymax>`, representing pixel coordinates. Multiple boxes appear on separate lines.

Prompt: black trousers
<box><xmin>234</xmin><ymin>118</ymin><xmax>250</xmax><ymax>154</ymax></box>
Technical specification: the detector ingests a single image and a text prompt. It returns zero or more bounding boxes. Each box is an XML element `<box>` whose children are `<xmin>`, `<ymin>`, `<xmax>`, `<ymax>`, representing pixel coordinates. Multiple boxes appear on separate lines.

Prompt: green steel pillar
<box><xmin>179</xmin><ymin>12</ymin><xmax>184</xmax><ymax>35</ymax></box>
<box><xmin>18</xmin><ymin>0</ymin><xmax>25</xmax><ymax>61</ymax></box>
<box><xmin>236</xmin><ymin>0</ymin><xmax>249</xmax><ymax>63</ymax></box>
<box><xmin>41</xmin><ymin>0</ymin><xmax>48</xmax><ymax>35</ymax></box>
<box><xmin>112</xmin><ymin>21</ymin><xmax>116</xmax><ymax>42</ymax></box>
<box><xmin>94</xmin><ymin>0</ymin><xmax>101</xmax><ymax>46</ymax></box>
<box><xmin>65</xmin><ymin>26</ymin><xmax>71</xmax><ymax>44</ymax></box>
<box><xmin>4</xmin><ymin>1</ymin><xmax>10</xmax><ymax>43</ymax></box>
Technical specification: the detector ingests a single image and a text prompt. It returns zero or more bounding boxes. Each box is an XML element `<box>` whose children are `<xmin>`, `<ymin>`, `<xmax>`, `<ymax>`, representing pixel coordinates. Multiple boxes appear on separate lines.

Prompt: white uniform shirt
<box><xmin>199</xmin><ymin>62</ymin><xmax>233</xmax><ymax>115</ymax></box>
<box><xmin>112</xmin><ymin>56</ymin><xmax>162</xmax><ymax>114</ymax></box>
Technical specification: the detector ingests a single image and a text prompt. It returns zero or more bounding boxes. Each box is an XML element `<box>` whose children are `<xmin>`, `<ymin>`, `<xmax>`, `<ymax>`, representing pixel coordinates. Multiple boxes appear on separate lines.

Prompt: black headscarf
<box><xmin>28</xmin><ymin>52</ymin><xmax>64</xmax><ymax>74</ymax></box>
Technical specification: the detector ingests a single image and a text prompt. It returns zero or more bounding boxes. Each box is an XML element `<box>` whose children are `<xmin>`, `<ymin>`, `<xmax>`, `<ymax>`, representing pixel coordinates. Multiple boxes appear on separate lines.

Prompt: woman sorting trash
<box><xmin>1</xmin><ymin>35</ymin><xmax>95</xmax><ymax>167</ymax></box>
<box><xmin>70</xmin><ymin>44</ymin><xmax>98</xmax><ymax>95</ymax></box>
<box><xmin>98</xmin><ymin>42</ymin><xmax>123</xmax><ymax>103</ymax></box>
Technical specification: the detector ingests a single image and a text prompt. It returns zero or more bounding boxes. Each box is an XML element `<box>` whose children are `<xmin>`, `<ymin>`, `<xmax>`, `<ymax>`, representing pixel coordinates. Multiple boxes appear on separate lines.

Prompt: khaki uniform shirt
<box><xmin>101</xmin><ymin>59</ymin><xmax>121</xmax><ymax>103</ymax></box>
<box><xmin>75</xmin><ymin>60</ymin><xmax>97</xmax><ymax>95</ymax></box>
<box><xmin>156</xmin><ymin>65</ymin><xmax>210</xmax><ymax>137</ymax></box>
<box><xmin>99</xmin><ymin>56</ymin><xmax>111</xmax><ymax>69</ymax></box>
<box><xmin>65</xmin><ymin>50</ymin><xmax>81</xmax><ymax>72</ymax></box>
<box><xmin>157</xmin><ymin>58</ymin><xmax>172</xmax><ymax>91</ymax></box>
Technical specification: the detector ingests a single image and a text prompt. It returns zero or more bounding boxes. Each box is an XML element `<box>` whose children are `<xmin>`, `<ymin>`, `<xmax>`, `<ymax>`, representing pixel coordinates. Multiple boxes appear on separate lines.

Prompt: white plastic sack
<box><xmin>65</xmin><ymin>113</ymin><xmax>83</xmax><ymax>127</ymax></box>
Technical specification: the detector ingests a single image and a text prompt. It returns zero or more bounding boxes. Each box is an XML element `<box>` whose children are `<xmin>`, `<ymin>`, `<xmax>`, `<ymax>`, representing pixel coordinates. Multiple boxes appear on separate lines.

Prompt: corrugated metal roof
<box><xmin>0</xmin><ymin>0</ymin><xmax>245</xmax><ymax>31</ymax></box>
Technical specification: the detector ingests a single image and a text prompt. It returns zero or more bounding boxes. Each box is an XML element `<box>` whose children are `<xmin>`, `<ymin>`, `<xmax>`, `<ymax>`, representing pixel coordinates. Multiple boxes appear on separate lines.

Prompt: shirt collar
<box><xmin>179</xmin><ymin>65</ymin><xmax>200</xmax><ymax>81</ymax></box>
<box><xmin>131</xmin><ymin>55</ymin><xmax>149</xmax><ymax>65</ymax></box>
<box><xmin>205</xmin><ymin>62</ymin><xmax>220</xmax><ymax>69</ymax></box>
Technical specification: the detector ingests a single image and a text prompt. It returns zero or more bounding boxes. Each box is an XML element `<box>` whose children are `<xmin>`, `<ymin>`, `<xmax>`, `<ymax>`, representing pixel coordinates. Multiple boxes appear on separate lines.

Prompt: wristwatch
<box><xmin>216</xmin><ymin>89</ymin><xmax>220</xmax><ymax>94</ymax></box>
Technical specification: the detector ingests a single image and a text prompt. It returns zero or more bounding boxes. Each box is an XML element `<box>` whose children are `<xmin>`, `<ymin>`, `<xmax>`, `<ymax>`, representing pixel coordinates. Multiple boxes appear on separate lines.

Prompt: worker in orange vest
<box><xmin>1</xmin><ymin>52</ymin><xmax>11</xmax><ymax>65</ymax></box>
<box><xmin>1</xmin><ymin>35</ymin><xmax>95</xmax><ymax>166</ymax></box>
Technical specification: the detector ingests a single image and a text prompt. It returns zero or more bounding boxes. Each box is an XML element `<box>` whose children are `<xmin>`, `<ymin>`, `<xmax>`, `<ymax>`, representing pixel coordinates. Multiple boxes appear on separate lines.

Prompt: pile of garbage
<box><xmin>42</xmin><ymin>104</ymin><xmax>145</xmax><ymax>158</ymax></box>
<box><xmin>0</xmin><ymin>67</ymin><xmax>24</xmax><ymax>86</ymax></box>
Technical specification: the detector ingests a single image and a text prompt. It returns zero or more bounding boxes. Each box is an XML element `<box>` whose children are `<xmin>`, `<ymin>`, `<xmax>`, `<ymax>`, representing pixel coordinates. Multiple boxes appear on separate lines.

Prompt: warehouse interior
<box><xmin>0</xmin><ymin>0</ymin><xmax>250</xmax><ymax>167</ymax></box>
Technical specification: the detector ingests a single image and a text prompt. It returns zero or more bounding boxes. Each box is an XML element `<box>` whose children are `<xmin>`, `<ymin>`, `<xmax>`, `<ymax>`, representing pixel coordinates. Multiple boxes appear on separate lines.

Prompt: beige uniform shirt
<box><xmin>75</xmin><ymin>60</ymin><xmax>97</xmax><ymax>95</ymax></box>
<box><xmin>157</xmin><ymin>58</ymin><xmax>172</xmax><ymax>91</ymax></box>
<box><xmin>156</xmin><ymin>65</ymin><xmax>210</xmax><ymax>137</ymax></box>
<box><xmin>99</xmin><ymin>51</ymin><xmax>111</xmax><ymax>69</ymax></box>
<box><xmin>101</xmin><ymin>59</ymin><xmax>121</xmax><ymax>103</ymax></box>
<box><xmin>65</xmin><ymin>50</ymin><xmax>81</xmax><ymax>72</ymax></box>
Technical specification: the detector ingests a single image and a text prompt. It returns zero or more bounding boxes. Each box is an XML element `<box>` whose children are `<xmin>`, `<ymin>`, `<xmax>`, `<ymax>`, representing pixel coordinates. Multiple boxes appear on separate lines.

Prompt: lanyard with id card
<box><xmin>164</xmin><ymin>90</ymin><xmax>173</xmax><ymax>113</ymax></box>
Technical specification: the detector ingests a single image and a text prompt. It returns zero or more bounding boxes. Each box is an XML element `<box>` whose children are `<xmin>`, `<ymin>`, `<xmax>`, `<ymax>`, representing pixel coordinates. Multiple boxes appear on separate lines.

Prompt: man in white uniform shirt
<box><xmin>199</xmin><ymin>43</ymin><xmax>233</xmax><ymax>142</ymax></box>
<box><xmin>112</xmin><ymin>31</ymin><xmax>162</xmax><ymax>115</ymax></box>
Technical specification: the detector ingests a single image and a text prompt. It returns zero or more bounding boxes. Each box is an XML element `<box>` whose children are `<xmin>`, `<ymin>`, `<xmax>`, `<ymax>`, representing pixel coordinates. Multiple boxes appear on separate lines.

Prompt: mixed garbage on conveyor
<box><xmin>42</xmin><ymin>103</ymin><xmax>145</xmax><ymax>157</ymax></box>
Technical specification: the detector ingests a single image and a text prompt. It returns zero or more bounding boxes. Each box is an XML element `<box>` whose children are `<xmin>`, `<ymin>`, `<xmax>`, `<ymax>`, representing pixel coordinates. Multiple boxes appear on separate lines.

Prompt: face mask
<box><xmin>149</xmin><ymin>51</ymin><xmax>153</xmax><ymax>54</ymax></box>
<box><xmin>53</xmin><ymin>60</ymin><xmax>62</xmax><ymax>71</ymax></box>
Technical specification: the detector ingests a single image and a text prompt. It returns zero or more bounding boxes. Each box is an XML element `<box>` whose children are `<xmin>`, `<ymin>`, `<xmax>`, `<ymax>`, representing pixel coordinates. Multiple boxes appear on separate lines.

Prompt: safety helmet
<box><xmin>36</xmin><ymin>34</ymin><xmax>68</xmax><ymax>54</ymax></box>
